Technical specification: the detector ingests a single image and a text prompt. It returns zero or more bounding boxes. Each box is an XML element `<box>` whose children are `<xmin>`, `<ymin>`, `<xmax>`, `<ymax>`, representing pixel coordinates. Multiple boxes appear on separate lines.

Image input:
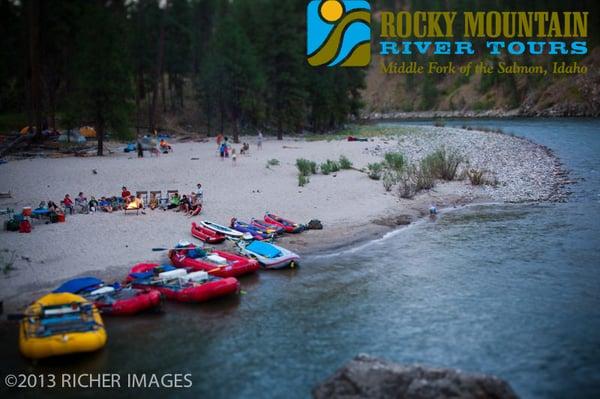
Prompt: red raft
<box><xmin>191</xmin><ymin>222</ymin><xmax>226</xmax><ymax>244</ymax></box>
<box><xmin>169</xmin><ymin>244</ymin><xmax>259</xmax><ymax>278</ymax></box>
<box><xmin>264</xmin><ymin>213</ymin><xmax>305</xmax><ymax>233</ymax></box>
<box><xmin>53</xmin><ymin>277</ymin><xmax>162</xmax><ymax>316</ymax></box>
<box><xmin>125</xmin><ymin>263</ymin><xmax>239</xmax><ymax>303</ymax></box>
<box><xmin>103</xmin><ymin>288</ymin><xmax>162</xmax><ymax>315</ymax></box>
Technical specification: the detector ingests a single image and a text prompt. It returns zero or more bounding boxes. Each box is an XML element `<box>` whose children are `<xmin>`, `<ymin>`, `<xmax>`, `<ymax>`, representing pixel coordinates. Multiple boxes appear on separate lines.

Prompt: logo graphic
<box><xmin>307</xmin><ymin>0</ymin><xmax>371</xmax><ymax>67</ymax></box>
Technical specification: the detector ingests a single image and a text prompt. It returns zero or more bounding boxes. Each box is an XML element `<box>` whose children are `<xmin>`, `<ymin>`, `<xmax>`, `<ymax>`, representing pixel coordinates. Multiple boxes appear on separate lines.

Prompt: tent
<box><xmin>58</xmin><ymin>130</ymin><xmax>86</xmax><ymax>143</ymax></box>
<box><xmin>79</xmin><ymin>126</ymin><xmax>96</xmax><ymax>138</ymax></box>
<box><xmin>139</xmin><ymin>136</ymin><xmax>158</xmax><ymax>151</ymax></box>
<box><xmin>20</xmin><ymin>126</ymin><xmax>30</xmax><ymax>135</ymax></box>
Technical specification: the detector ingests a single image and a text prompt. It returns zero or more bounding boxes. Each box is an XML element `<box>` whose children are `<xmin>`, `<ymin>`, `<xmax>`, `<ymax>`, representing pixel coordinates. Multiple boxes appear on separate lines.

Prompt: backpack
<box><xmin>307</xmin><ymin>219</ymin><xmax>323</xmax><ymax>230</ymax></box>
<box><xmin>50</xmin><ymin>212</ymin><xmax>59</xmax><ymax>223</ymax></box>
<box><xmin>19</xmin><ymin>220</ymin><xmax>32</xmax><ymax>233</ymax></box>
<box><xmin>6</xmin><ymin>219</ymin><xmax>19</xmax><ymax>231</ymax></box>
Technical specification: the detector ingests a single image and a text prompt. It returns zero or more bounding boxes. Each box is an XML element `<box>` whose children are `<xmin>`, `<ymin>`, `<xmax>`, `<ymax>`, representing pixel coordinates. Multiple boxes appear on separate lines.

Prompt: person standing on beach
<box><xmin>137</xmin><ymin>140</ymin><xmax>144</xmax><ymax>157</ymax></box>
<box><xmin>196</xmin><ymin>183</ymin><xmax>203</xmax><ymax>204</ymax></box>
<box><xmin>257</xmin><ymin>131</ymin><xmax>263</xmax><ymax>150</ymax></box>
<box><xmin>224</xmin><ymin>137</ymin><xmax>230</xmax><ymax>157</ymax></box>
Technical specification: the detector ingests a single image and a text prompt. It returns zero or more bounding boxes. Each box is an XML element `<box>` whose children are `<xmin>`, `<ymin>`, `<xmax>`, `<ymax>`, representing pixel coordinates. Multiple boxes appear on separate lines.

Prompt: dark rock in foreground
<box><xmin>313</xmin><ymin>354</ymin><xmax>518</xmax><ymax>399</ymax></box>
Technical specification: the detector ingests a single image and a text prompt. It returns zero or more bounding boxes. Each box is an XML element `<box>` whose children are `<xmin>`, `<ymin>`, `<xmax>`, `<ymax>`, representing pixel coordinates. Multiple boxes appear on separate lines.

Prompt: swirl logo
<box><xmin>307</xmin><ymin>0</ymin><xmax>371</xmax><ymax>67</ymax></box>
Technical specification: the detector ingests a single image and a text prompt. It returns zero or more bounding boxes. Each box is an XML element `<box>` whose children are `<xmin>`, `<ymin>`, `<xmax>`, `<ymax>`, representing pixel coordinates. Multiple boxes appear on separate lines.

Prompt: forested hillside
<box><xmin>1</xmin><ymin>0</ymin><xmax>598</xmax><ymax>150</ymax></box>
<box><xmin>0</xmin><ymin>0</ymin><xmax>365</xmax><ymax>146</ymax></box>
<box><xmin>366</xmin><ymin>0</ymin><xmax>600</xmax><ymax>117</ymax></box>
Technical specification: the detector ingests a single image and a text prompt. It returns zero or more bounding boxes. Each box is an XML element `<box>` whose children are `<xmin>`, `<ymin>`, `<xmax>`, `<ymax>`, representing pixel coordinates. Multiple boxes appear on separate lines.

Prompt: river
<box><xmin>1</xmin><ymin>118</ymin><xmax>599</xmax><ymax>398</ymax></box>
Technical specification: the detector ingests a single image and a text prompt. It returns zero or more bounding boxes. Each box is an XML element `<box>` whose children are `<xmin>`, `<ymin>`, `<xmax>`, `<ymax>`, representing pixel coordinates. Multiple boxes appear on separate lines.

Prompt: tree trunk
<box><xmin>135</xmin><ymin>70</ymin><xmax>142</xmax><ymax>135</ymax></box>
<box><xmin>219</xmin><ymin>98</ymin><xmax>224</xmax><ymax>135</ymax></box>
<box><xmin>149</xmin><ymin>12</ymin><xmax>166</xmax><ymax>134</ymax></box>
<box><xmin>161</xmin><ymin>72</ymin><xmax>167</xmax><ymax>113</ymax></box>
<box><xmin>277</xmin><ymin>120</ymin><xmax>283</xmax><ymax>140</ymax></box>
<box><xmin>97</xmin><ymin>115</ymin><xmax>104</xmax><ymax>156</ymax></box>
<box><xmin>233</xmin><ymin>117</ymin><xmax>240</xmax><ymax>144</ymax></box>
<box><xmin>28</xmin><ymin>0</ymin><xmax>42</xmax><ymax>138</ymax></box>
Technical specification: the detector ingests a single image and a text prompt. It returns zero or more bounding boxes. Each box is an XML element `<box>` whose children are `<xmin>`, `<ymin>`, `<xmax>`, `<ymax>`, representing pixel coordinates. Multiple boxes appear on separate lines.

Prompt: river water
<box><xmin>1</xmin><ymin>119</ymin><xmax>599</xmax><ymax>398</ymax></box>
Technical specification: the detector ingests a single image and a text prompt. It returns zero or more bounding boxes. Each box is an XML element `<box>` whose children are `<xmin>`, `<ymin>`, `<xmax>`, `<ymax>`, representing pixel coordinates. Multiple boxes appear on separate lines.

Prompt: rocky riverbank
<box><xmin>313</xmin><ymin>354</ymin><xmax>519</xmax><ymax>399</ymax></box>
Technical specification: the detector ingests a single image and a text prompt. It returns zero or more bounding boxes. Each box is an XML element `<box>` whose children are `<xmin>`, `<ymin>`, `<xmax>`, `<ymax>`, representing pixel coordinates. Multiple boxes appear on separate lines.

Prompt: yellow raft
<box><xmin>19</xmin><ymin>293</ymin><xmax>107</xmax><ymax>359</ymax></box>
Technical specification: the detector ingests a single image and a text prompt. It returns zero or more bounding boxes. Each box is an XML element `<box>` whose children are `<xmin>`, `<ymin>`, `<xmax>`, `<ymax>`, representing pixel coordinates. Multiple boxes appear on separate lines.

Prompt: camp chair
<box><xmin>74</xmin><ymin>198</ymin><xmax>89</xmax><ymax>214</ymax></box>
<box><xmin>136</xmin><ymin>191</ymin><xmax>148</xmax><ymax>204</ymax></box>
<box><xmin>166</xmin><ymin>189</ymin><xmax>178</xmax><ymax>197</ymax></box>
<box><xmin>148</xmin><ymin>190</ymin><xmax>161</xmax><ymax>210</ymax></box>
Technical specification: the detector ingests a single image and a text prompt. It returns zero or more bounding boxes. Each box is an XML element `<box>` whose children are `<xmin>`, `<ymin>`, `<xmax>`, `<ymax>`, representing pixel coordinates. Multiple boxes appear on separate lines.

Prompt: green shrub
<box><xmin>298</xmin><ymin>174</ymin><xmax>309</xmax><ymax>187</ymax></box>
<box><xmin>382</xmin><ymin>171</ymin><xmax>396</xmax><ymax>192</ymax></box>
<box><xmin>421</xmin><ymin>147</ymin><xmax>463</xmax><ymax>181</ymax></box>
<box><xmin>398</xmin><ymin>164</ymin><xmax>435</xmax><ymax>199</ymax></box>
<box><xmin>338</xmin><ymin>155</ymin><xmax>353</xmax><ymax>169</ymax></box>
<box><xmin>467</xmin><ymin>169</ymin><xmax>484</xmax><ymax>185</ymax></box>
<box><xmin>383</xmin><ymin>152</ymin><xmax>405</xmax><ymax>173</ymax></box>
<box><xmin>1</xmin><ymin>249</ymin><xmax>16</xmax><ymax>275</ymax></box>
<box><xmin>320</xmin><ymin>159</ymin><xmax>340</xmax><ymax>175</ymax></box>
<box><xmin>367</xmin><ymin>162</ymin><xmax>383</xmax><ymax>180</ymax></box>
<box><xmin>267</xmin><ymin>158</ymin><xmax>280</xmax><ymax>166</ymax></box>
<box><xmin>296</xmin><ymin>158</ymin><xmax>317</xmax><ymax>176</ymax></box>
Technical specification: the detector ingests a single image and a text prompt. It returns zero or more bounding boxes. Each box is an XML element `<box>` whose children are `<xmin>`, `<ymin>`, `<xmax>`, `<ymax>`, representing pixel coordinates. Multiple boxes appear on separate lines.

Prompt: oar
<box><xmin>152</xmin><ymin>245</ymin><xmax>209</xmax><ymax>252</ymax></box>
<box><xmin>152</xmin><ymin>247</ymin><xmax>187</xmax><ymax>252</ymax></box>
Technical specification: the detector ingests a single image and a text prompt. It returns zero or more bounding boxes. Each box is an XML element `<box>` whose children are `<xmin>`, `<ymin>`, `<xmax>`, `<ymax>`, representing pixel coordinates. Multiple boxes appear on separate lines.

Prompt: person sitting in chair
<box><xmin>159</xmin><ymin>139</ymin><xmax>172</xmax><ymax>153</ymax></box>
<box><xmin>75</xmin><ymin>192</ymin><xmax>89</xmax><ymax>214</ymax></box>
<box><xmin>62</xmin><ymin>194</ymin><xmax>74</xmax><ymax>215</ymax></box>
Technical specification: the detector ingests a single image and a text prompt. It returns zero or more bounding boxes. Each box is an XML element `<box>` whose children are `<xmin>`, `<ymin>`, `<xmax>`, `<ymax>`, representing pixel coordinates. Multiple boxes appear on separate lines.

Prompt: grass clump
<box><xmin>338</xmin><ymin>155</ymin><xmax>352</xmax><ymax>169</ymax></box>
<box><xmin>296</xmin><ymin>158</ymin><xmax>317</xmax><ymax>176</ymax></box>
<box><xmin>398</xmin><ymin>164</ymin><xmax>435</xmax><ymax>199</ymax></box>
<box><xmin>382</xmin><ymin>170</ymin><xmax>397</xmax><ymax>192</ymax></box>
<box><xmin>266</xmin><ymin>158</ymin><xmax>280</xmax><ymax>167</ymax></box>
<box><xmin>421</xmin><ymin>146</ymin><xmax>463</xmax><ymax>181</ymax></box>
<box><xmin>320</xmin><ymin>159</ymin><xmax>340</xmax><ymax>175</ymax></box>
<box><xmin>1</xmin><ymin>249</ymin><xmax>16</xmax><ymax>275</ymax></box>
<box><xmin>383</xmin><ymin>152</ymin><xmax>406</xmax><ymax>173</ymax></box>
<box><xmin>298</xmin><ymin>174</ymin><xmax>309</xmax><ymax>187</ymax></box>
<box><xmin>367</xmin><ymin>162</ymin><xmax>384</xmax><ymax>180</ymax></box>
<box><xmin>466</xmin><ymin>168</ymin><xmax>484</xmax><ymax>185</ymax></box>
<box><xmin>296</xmin><ymin>158</ymin><xmax>317</xmax><ymax>186</ymax></box>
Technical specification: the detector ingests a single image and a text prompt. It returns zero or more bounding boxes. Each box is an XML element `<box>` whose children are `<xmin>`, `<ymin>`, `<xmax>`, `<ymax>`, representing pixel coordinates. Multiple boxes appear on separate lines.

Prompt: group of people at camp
<box><xmin>58</xmin><ymin>188</ymin><xmax>144</xmax><ymax>214</ymax></box>
<box><xmin>216</xmin><ymin>132</ymin><xmax>261</xmax><ymax>164</ymax></box>
<box><xmin>156</xmin><ymin>186</ymin><xmax>203</xmax><ymax>217</ymax></box>
<box><xmin>34</xmin><ymin>184</ymin><xmax>204</xmax><ymax>219</ymax></box>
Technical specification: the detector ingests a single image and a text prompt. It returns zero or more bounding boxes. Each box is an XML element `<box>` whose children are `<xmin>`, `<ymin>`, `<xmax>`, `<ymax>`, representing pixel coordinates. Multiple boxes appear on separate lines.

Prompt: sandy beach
<box><xmin>0</xmin><ymin>126</ymin><xmax>565</xmax><ymax>312</ymax></box>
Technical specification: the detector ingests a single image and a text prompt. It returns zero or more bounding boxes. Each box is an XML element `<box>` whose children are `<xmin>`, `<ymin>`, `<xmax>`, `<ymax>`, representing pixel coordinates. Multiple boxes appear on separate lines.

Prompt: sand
<box><xmin>0</xmin><ymin>127</ymin><xmax>563</xmax><ymax>312</ymax></box>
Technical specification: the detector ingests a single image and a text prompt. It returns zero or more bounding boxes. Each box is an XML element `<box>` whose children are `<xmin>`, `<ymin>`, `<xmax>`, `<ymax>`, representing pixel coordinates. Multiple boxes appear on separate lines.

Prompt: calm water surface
<box><xmin>1</xmin><ymin>119</ymin><xmax>599</xmax><ymax>398</ymax></box>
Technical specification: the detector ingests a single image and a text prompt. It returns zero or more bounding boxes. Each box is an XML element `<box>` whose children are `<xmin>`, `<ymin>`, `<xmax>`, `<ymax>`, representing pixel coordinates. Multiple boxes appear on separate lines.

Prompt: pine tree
<box><xmin>67</xmin><ymin>0</ymin><xmax>133</xmax><ymax>155</ymax></box>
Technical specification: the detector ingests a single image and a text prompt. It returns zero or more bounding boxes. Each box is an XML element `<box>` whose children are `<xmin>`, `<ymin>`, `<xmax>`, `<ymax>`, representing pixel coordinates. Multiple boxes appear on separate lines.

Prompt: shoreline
<box><xmin>360</xmin><ymin>111</ymin><xmax>599</xmax><ymax>120</ymax></box>
<box><xmin>0</xmin><ymin>125</ymin><xmax>568</xmax><ymax>314</ymax></box>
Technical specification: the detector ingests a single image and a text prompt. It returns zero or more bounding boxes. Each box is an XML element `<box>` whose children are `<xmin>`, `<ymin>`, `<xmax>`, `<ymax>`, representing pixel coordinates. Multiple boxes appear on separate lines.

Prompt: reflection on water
<box><xmin>1</xmin><ymin>119</ymin><xmax>599</xmax><ymax>399</ymax></box>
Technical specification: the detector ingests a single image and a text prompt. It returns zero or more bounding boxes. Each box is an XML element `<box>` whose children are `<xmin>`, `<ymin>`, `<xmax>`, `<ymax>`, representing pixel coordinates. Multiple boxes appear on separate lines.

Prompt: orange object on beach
<box><xmin>57</xmin><ymin>213</ymin><xmax>66</xmax><ymax>223</ymax></box>
<box><xmin>22</xmin><ymin>207</ymin><xmax>32</xmax><ymax>216</ymax></box>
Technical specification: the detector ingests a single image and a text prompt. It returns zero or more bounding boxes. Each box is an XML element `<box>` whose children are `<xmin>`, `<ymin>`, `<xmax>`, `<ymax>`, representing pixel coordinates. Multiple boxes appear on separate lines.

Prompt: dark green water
<box><xmin>1</xmin><ymin>119</ymin><xmax>599</xmax><ymax>398</ymax></box>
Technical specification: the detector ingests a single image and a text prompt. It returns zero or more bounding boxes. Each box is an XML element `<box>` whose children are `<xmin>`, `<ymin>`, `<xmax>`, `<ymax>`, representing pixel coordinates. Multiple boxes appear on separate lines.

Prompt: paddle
<box><xmin>152</xmin><ymin>247</ymin><xmax>189</xmax><ymax>252</ymax></box>
<box><xmin>152</xmin><ymin>244</ymin><xmax>209</xmax><ymax>252</ymax></box>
